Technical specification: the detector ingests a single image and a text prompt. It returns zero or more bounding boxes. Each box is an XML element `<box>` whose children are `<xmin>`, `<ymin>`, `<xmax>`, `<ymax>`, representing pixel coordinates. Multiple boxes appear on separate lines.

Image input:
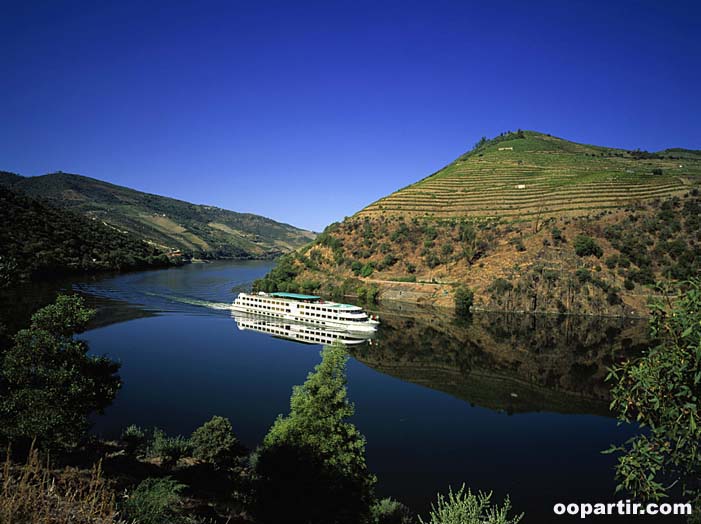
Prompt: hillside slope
<box><xmin>0</xmin><ymin>172</ymin><xmax>315</xmax><ymax>259</ymax></box>
<box><xmin>254</xmin><ymin>131</ymin><xmax>701</xmax><ymax>316</ymax></box>
<box><xmin>361</xmin><ymin>131</ymin><xmax>701</xmax><ymax>219</ymax></box>
<box><xmin>0</xmin><ymin>186</ymin><xmax>172</xmax><ymax>285</ymax></box>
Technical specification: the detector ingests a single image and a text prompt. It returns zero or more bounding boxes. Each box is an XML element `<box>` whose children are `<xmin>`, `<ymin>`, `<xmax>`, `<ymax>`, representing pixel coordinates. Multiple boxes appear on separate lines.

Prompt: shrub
<box><xmin>624</xmin><ymin>279</ymin><xmax>635</xmax><ymax>290</ymax></box>
<box><xmin>191</xmin><ymin>415</ymin><xmax>244</xmax><ymax>469</ymax></box>
<box><xmin>150</xmin><ymin>430</ymin><xmax>191</xmax><ymax>469</ymax></box>
<box><xmin>574</xmin><ymin>235</ymin><xmax>603</xmax><ymax>258</ymax></box>
<box><xmin>360</xmin><ymin>263</ymin><xmax>375</xmax><ymax>278</ymax></box>
<box><xmin>551</xmin><ymin>227</ymin><xmax>563</xmax><ymax>243</ymax></box>
<box><xmin>372</xmin><ymin>497</ymin><xmax>415</xmax><ymax>524</ymax></box>
<box><xmin>419</xmin><ymin>485</ymin><xmax>523</xmax><ymax>524</ymax></box>
<box><xmin>454</xmin><ymin>286</ymin><xmax>474</xmax><ymax>317</ymax></box>
<box><xmin>120</xmin><ymin>477</ymin><xmax>188</xmax><ymax>524</ymax></box>
<box><xmin>122</xmin><ymin>424</ymin><xmax>148</xmax><ymax>456</ymax></box>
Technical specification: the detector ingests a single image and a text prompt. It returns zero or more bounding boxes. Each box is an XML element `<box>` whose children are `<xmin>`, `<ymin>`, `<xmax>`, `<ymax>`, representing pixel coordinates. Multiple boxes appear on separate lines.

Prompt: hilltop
<box><xmin>0</xmin><ymin>171</ymin><xmax>315</xmax><ymax>259</ymax></box>
<box><xmin>361</xmin><ymin>130</ymin><xmax>701</xmax><ymax>220</ymax></box>
<box><xmin>254</xmin><ymin>131</ymin><xmax>701</xmax><ymax>316</ymax></box>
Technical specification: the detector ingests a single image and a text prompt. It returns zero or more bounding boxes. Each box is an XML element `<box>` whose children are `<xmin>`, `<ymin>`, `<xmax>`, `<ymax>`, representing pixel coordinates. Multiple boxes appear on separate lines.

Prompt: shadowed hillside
<box><xmin>0</xmin><ymin>171</ymin><xmax>316</xmax><ymax>259</ymax></box>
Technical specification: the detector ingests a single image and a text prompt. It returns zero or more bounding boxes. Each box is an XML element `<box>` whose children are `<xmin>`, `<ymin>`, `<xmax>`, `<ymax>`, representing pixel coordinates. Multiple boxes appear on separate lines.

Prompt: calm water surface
<box><xmin>4</xmin><ymin>261</ymin><xmax>683</xmax><ymax>522</ymax></box>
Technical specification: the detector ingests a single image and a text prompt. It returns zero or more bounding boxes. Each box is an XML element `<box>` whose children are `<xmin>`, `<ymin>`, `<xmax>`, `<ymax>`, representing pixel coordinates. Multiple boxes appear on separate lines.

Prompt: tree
<box><xmin>605</xmin><ymin>279</ymin><xmax>701</xmax><ymax>505</ymax></box>
<box><xmin>573</xmin><ymin>235</ymin><xmax>603</xmax><ymax>258</ymax></box>
<box><xmin>454</xmin><ymin>286</ymin><xmax>474</xmax><ymax>317</ymax></box>
<box><xmin>419</xmin><ymin>485</ymin><xmax>523</xmax><ymax>524</ymax></box>
<box><xmin>252</xmin><ymin>343</ymin><xmax>376</xmax><ymax>524</ymax></box>
<box><xmin>0</xmin><ymin>295</ymin><xmax>121</xmax><ymax>450</ymax></box>
<box><xmin>191</xmin><ymin>415</ymin><xmax>245</xmax><ymax>469</ymax></box>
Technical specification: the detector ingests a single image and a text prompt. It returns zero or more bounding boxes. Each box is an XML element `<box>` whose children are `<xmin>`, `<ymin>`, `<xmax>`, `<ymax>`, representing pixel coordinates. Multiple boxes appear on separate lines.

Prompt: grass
<box><xmin>1</xmin><ymin>446</ymin><xmax>117</xmax><ymax>524</ymax></box>
<box><xmin>360</xmin><ymin>131</ymin><xmax>701</xmax><ymax>220</ymax></box>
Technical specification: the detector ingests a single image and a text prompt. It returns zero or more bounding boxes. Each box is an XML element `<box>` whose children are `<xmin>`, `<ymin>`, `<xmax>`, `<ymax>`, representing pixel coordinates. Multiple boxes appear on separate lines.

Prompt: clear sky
<box><xmin>1</xmin><ymin>1</ymin><xmax>699</xmax><ymax>231</ymax></box>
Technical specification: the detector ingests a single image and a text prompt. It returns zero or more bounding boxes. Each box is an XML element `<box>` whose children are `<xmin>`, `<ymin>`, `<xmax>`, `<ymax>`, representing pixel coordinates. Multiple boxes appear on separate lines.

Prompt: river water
<box><xmin>1</xmin><ymin>260</ymin><xmax>683</xmax><ymax>522</ymax></box>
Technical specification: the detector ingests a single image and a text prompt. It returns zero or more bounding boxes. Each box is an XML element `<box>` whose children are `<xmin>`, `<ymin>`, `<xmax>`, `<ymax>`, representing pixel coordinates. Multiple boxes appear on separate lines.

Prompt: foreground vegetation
<box><xmin>606</xmin><ymin>278</ymin><xmax>701</xmax><ymax>514</ymax></box>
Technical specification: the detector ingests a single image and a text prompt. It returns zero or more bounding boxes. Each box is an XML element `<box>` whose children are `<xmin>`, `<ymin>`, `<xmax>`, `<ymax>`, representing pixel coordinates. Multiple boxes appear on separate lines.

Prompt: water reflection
<box><xmin>351</xmin><ymin>305</ymin><xmax>649</xmax><ymax>416</ymax></box>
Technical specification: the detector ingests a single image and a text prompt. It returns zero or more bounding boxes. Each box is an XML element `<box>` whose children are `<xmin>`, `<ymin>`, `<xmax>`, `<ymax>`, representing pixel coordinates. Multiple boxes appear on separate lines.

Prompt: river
<box><xmin>0</xmin><ymin>260</ymin><xmax>681</xmax><ymax>522</ymax></box>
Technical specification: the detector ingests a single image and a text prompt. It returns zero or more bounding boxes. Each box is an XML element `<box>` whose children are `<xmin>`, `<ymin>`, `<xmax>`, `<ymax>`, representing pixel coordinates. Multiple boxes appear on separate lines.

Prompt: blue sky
<box><xmin>1</xmin><ymin>1</ymin><xmax>699</xmax><ymax>231</ymax></box>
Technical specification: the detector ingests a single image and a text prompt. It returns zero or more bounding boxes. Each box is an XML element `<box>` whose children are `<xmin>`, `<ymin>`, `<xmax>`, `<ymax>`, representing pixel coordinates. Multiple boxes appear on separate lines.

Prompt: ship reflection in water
<box><xmin>232</xmin><ymin>311</ymin><xmax>375</xmax><ymax>346</ymax></box>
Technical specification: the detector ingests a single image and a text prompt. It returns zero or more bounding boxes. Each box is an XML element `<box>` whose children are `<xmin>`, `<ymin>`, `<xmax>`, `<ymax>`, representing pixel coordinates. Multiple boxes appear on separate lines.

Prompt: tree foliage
<box><xmin>252</xmin><ymin>343</ymin><xmax>376</xmax><ymax>524</ymax></box>
<box><xmin>606</xmin><ymin>278</ymin><xmax>701</xmax><ymax>504</ymax></box>
<box><xmin>0</xmin><ymin>186</ymin><xmax>172</xmax><ymax>284</ymax></box>
<box><xmin>191</xmin><ymin>415</ymin><xmax>244</xmax><ymax>469</ymax></box>
<box><xmin>0</xmin><ymin>295</ymin><xmax>121</xmax><ymax>450</ymax></box>
<box><xmin>454</xmin><ymin>286</ymin><xmax>474</xmax><ymax>317</ymax></box>
<box><xmin>573</xmin><ymin>235</ymin><xmax>603</xmax><ymax>258</ymax></box>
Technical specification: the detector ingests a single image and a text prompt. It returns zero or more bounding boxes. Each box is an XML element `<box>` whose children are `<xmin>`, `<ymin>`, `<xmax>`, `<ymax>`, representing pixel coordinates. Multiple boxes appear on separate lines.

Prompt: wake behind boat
<box><xmin>231</xmin><ymin>291</ymin><xmax>379</xmax><ymax>332</ymax></box>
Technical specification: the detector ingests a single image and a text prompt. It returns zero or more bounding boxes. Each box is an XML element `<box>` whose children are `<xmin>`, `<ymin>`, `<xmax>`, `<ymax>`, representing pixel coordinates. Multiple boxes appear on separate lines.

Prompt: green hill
<box><xmin>254</xmin><ymin>131</ymin><xmax>701</xmax><ymax>316</ymax></box>
<box><xmin>360</xmin><ymin>131</ymin><xmax>701</xmax><ymax>220</ymax></box>
<box><xmin>0</xmin><ymin>171</ymin><xmax>315</xmax><ymax>259</ymax></box>
<box><xmin>0</xmin><ymin>185</ymin><xmax>172</xmax><ymax>285</ymax></box>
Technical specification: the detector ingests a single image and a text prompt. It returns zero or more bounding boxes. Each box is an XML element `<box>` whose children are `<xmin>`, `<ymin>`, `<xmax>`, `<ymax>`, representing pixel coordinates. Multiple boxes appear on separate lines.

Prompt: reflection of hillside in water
<box><xmin>350</xmin><ymin>305</ymin><xmax>650</xmax><ymax>416</ymax></box>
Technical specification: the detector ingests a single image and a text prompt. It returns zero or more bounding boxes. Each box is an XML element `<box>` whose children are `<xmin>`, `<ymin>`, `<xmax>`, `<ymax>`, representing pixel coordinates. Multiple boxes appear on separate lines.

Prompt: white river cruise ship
<box><xmin>231</xmin><ymin>292</ymin><xmax>379</xmax><ymax>332</ymax></box>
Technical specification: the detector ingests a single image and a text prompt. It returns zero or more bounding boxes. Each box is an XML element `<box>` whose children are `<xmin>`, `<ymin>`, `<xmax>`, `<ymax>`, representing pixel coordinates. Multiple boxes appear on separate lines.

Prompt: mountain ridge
<box><xmin>0</xmin><ymin>171</ymin><xmax>316</xmax><ymax>259</ymax></box>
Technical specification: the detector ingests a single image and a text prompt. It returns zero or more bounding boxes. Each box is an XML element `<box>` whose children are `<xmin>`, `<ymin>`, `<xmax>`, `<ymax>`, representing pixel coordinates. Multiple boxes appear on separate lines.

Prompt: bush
<box><xmin>120</xmin><ymin>477</ymin><xmax>188</xmax><ymax>524</ymax></box>
<box><xmin>191</xmin><ymin>415</ymin><xmax>244</xmax><ymax>469</ymax></box>
<box><xmin>360</xmin><ymin>263</ymin><xmax>375</xmax><ymax>278</ymax></box>
<box><xmin>150</xmin><ymin>430</ymin><xmax>191</xmax><ymax>469</ymax></box>
<box><xmin>372</xmin><ymin>497</ymin><xmax>415</xmax><ymax>524</ymax></box>
<box><xmin>574</xmin><ymin>235</ymin><xmax>603</xmax><ymax>258</ymax></box>
<box><xmin>419</xmin><ymin>485</ymin><xmax>523</xmax><ymax>524</ymax></box>
<box><xmin>454</xmin><ymin>286</ymin><xmax>474</xmax><ymax>317</ymax></box>
<box><xmin>122</xmin><ymin>424</ymin><xmax>148</xmax><ymax>456</ymax></box>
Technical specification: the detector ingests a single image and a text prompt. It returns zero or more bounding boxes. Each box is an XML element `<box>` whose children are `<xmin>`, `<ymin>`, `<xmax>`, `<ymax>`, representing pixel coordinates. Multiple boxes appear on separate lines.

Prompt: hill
<box><xmin>0</xmin><ymin>171</ymin><xmax>315</xmax><ymax>259</ymax></box>
<box><xmin>360</xmin><ymin>130</ymin><xmax>701</xmax><ymax>220</ymax></box>
<box><xmin>0</xmin><ymin>185</ymin><xmax>172</xmax><ymax>285</ymax></box>
<box><xmin>254</xmin><ymin>131</ymin><xmax>701</xmax><ymax>316</ymax></box>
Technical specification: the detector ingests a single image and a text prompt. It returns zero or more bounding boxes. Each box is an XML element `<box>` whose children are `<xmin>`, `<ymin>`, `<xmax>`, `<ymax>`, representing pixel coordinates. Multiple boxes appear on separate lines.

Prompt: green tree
<box><xmin>0</xmin><ymin>295</ymin><xmax>121</xmax><ymax>450</ymax></box>
<box><xmin>252</xmin><ymin>343</ymin><xmax>376</xmax><ymax>524</ymax></box>
<box><xmin>191</xmin><ymin>415</ymin><xmax>245</xmax><ymax>469</ymax></box>
<box><xmin>573</xmin><ymin>235</ymin><xmax>603</xmax><ymax>258</ymax></box>
<box><xmin>605</xmin><ymin>279</ymin><xmax>701</xmax><ymax>505</ymax></box>
<box><xmin>419</xmin><ymin>485</ymin><xmax>523</xmax><ymax>524</ymax></box>
<box><xmin>454</xmin><ymin>286</ymin><xmax>474</xmax><ymax>317</ymax></box>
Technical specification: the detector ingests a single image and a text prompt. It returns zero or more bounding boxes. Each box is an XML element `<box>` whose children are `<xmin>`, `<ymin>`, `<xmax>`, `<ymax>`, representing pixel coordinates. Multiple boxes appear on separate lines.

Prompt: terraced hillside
<box><xmin>0</xmin><ymin>172</ymin><xmax>315</xmax><ymax>259</ymax></box>
<box><xmin>255</xmin><ymin>131</ymin><xmax>701</xmax><ymax>316</ymax></box>
<box><xmin>360</xmin><ymin>131</ymin><xmax>701</xmax><ymax>220</ymax></box>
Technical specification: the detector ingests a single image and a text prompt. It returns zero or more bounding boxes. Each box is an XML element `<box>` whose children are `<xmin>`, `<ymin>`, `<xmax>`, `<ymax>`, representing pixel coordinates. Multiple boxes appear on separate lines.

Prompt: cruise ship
<box><xmin>231</xmin><ymin>292</ymin><xmax>379</xmax><ymax>332</ymax></box>
<box><xmin>232</xmin><ymin>312</ymin><xmax>374</xmax><ymax>346</ymax></box>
